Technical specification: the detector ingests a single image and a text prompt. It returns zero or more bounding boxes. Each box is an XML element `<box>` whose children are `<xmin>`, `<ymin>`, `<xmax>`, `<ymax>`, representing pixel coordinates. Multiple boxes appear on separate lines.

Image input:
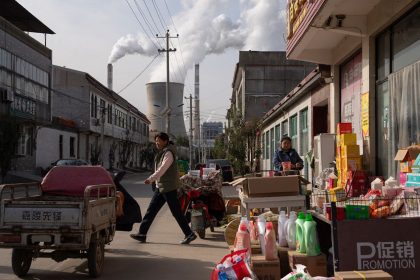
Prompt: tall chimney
<box><xmin>193</xmin><ymin>64</ymin><xmax>200</xmax><ymax>149</ymax></box>
<box><xmin>107</xmin><ymin>63</ymin><xmax>113</xmax><ymax>90</ymax></box>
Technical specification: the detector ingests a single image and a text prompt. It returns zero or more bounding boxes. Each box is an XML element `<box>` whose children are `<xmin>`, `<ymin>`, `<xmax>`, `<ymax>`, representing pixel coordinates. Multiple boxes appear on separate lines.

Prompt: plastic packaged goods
<box><xmin>303</xmin><ymin>213</ymin><xmax>321</xmax><ymax>256</ymax></box>
<box><xmin>264</xmin><ymin>222</ymin><xmax>278</xmax><ymax>260</ymax></box>
<box><xmin>233</xmin><ymin>223</ymin><xmax>251</xmax><ymax>253</ymax></box>
<box><xmin>257</xmin><ymin>215</ymin><xmax>266</xmax><ymax>256</ymax></box>
<box><xmin>278</xmin><ymin>210</ymin><xmax>288</xmax><ymax>247</ymax></box>
<box><xmin>285</xmin><ymin>211</ymin><xmax>297</xmax><ymax>249</ymax></box>
<box><xmin>295</xmin><ymin>212</ymin><xmax>306</xmax><ymax>253</ymax></box>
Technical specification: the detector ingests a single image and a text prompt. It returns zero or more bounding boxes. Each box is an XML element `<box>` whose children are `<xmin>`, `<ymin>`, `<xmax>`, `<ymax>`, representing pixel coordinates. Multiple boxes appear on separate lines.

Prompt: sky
<box><xmin>18</xmin><ymin>0</ymin><xmax>287</xmax><ymax>126</ymax></box>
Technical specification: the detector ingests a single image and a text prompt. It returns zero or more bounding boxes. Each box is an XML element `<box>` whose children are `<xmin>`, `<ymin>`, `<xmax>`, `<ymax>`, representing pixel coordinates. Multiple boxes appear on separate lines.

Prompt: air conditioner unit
<box><xmin>91</xmin><ymin>118</ymin><xmax>99</xmax><ymax>126</ymax></box>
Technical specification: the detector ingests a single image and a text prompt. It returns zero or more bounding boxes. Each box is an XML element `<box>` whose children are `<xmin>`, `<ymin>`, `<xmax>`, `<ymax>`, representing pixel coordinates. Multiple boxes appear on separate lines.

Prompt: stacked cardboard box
<box><xmin>287</xmin><ymin>250</ymin><xmax>327</xmax><ymax>276</ymax></box>
<box><xmin>395</xmin><ymin>146</ymin><xmax>420</xmax><ymax>187</ymax></box>
<box><xmin>405</xmin><ymin>153</ymin><xmax>420</xmax><ymax>187</ymax></box>
<box><xmin>251</xmin><ymin>254</ymin><xmax>281</xmax><ymax>280</ymax></box>
<box><xmin>335</xmin><ymin>270</ymin><xmax>393</xmax><ymax>279</ymax></box>
<box><xmin>336</xmin><ymin>123</ymin><xmax>362</xmax><ymax>190</ymax></box>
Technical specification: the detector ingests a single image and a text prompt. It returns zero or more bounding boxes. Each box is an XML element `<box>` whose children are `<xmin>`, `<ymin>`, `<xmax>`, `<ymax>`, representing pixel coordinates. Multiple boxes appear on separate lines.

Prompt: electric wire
<box><xmin>125</xmin><ymin>0</ymin><xmax>159</xmax><ymax>50</ymax></box>
<box><xmin>117</xmin><ymin>53</ymin><xmax>160</xmax><ymax>94</ymax></box>
<box><xmin>142</xmin><ymin>0</ymin><xmax>162</xmax><ymax>34</ymax></box>
<box><xmin>133</xmin><ymin>0</ymin><xmax>163</xmax><ymax>49</ymax></box>
<box><xmin>151</xmin><ymin>0</ymin><xmax>167</xmax><ymax>31</ymax></box>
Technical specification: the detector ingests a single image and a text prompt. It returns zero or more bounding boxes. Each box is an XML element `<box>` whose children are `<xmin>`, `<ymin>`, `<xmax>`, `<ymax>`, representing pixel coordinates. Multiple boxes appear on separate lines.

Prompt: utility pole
<box><xmin>157</xmin><ymin>30</ymin><xmax>178</xmax><ymax>136</ymax></box>
<box><xmin>100</xmin><ymin>106</ymin><xmax>105</xmax><ymax>166</ymax></box>
<box><xmin>185</xmin><ymin>94</ymin><xmax>194</xmax><ymax>169</ymax></box>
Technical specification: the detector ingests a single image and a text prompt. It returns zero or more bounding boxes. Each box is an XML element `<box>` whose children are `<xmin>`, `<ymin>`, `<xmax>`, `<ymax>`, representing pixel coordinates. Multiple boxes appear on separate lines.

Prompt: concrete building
<box><xmin>0</xmin><ymin>0</ymin><xmax>54</xmax><ymax>172</ymax></box>
<box><xmin>286</xmin><ymin>0</ymin><xmax>419</xmax><ymax>179</ymax></box>
<box><xmin>228</xmin><ymin>51</ymin><xmax>315</xmax><ymax>125</ymax></box>
<box><xmin>39</xmin><ymin>66</ymin><xmax>150</xmax><ymax>170</ymax></box>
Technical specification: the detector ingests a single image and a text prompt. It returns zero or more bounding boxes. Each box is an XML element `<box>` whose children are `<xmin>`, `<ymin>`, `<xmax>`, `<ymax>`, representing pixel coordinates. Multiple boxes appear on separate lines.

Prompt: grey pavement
<box><xmin>0</xmin><ymin>172</ymin><xmax>229</xmax><ymax>280</ymax></box>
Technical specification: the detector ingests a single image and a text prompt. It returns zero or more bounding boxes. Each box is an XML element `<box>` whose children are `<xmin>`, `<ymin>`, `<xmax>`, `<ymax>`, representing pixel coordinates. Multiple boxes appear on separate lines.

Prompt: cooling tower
<box><xmin>146</xmin><ymin>82</ymin><xmax>187</xmax><ymax>139</ymax></box>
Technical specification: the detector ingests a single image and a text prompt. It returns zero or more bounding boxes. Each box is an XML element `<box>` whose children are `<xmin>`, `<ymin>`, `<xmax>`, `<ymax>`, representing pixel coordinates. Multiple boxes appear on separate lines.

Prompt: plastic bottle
<box><xmin>304</xmin><ymin>213</ymin><xmax>321</xmax><ymax>256</ymax></box>
<box><xmin>278</xmin><ymin>210</ymin><xmax>288</xmax><ymax>247</ymax></box>
<box><xmin>295</xmin><ymin>212</ymin><xmax>306</xmax><ymax>253</ymax></box>
<box><xmin>264</xmin><ymin>222</ymin><xmax>278</xmax><ymax>260</ymax></box>
<box><xmin>285</xmin><ymin>211</ymin><xmax>297</xmax><ymax>249</ymax></box>
<box><xmin>233</xmin><ymin>223</ymin><xmax>251</xmax><ymax>253</ymax></box>
<box><xmin>257</xmin><ymin>215</ymin><xmax>266</xmax><ymax>256</ymax></box>
<box><xmin>249</xmin><ymin>220</ymin><xmax>258</xmax><ymax>243</ymax></box>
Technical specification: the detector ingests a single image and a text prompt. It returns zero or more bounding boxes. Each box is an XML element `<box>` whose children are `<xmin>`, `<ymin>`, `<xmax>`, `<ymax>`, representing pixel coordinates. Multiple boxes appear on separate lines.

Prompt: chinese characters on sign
<box><xmin>22</xmin><ymin>210</ymin><xmax>62</xmax><ymax>222</ymax></box>
<box><xmin>357</xmin><ymin>241</ymin><xmax>416</xmax><ymax>270</ymax></box>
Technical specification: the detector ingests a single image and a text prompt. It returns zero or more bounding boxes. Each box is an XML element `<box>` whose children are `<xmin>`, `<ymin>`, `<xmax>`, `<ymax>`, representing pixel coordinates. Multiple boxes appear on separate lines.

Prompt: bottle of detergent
<box><xmin>234</xmin><ymin>222</ymin><xmax>251</xmax><ymax>253</ymax></box>
<box><xmin>249</xmin><ymin>220</ymin><xmax>258</xmax><ymax>243</ymax></box>
<box><xmin>278</xmin><ymin>211</ymin><xmax>288</xmax><ymax>247</ymax></box>
<box><xmin>264</xmin><ymin>222</ymin><xmax>278</xmax><ymax>260</ymax></box>
<box><xmin>257</xmin><ymin>215</ymin><xmax>266</xmax><ymax>256</ymax></box>
<box><xmin>304</xmin><ymin>213</ymin><xmax>321</xmax><ymax>256</ymax></box>
<box><xmin>295</xmin><ymin>212</ymin><xmax>306</xmax><ymax>253</ymax></box>
<box><xmin>285</xmin><ymin>211</ymin><xmax>297</xmax><ymax>249</ymax></box>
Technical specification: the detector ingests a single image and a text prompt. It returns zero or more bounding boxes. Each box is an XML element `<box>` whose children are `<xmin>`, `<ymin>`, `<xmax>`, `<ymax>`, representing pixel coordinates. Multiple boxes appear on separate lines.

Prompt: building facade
<box><xmin>43</xmin><ymin>66</ymin><xmax>150</xmax><ymax>170</ymax></box>
<box><xmin>286</xmin><ymin>0</ymin><xmax>419</xmax><ymax>179</ymax></box>
<box><xmin>260</xmin><ymin>65</ymin><xmax>332</xmax><ymax>179</ymax></box>
<box><xmin>0</xmin><ymin>2</ymin><xmax>54</xmax><ymax>172</ymax></box>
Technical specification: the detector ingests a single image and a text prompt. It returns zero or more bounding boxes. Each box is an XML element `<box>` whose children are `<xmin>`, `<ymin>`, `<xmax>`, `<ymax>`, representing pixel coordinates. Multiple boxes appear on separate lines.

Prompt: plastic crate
<box><xmin>345</xmin><ymin>204</ymin><xmax>370</xmax><ymax>220</ymax></box>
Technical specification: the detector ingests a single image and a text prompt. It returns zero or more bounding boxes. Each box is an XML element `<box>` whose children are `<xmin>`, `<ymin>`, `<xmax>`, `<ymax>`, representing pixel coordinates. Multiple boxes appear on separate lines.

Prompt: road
<box><xmin>0</xmin><ymin>172</ymin><xmax>229</xmax><ymax>280</ymax></box>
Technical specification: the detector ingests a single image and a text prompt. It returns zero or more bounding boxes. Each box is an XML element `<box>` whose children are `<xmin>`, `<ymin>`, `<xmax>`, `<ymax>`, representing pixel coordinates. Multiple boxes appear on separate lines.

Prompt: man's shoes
<box><xmin>130</xmin><ymin>233</ymin><xmax>146</xmax><ymax>243</ymax></box>
<box><xmin>180</xmin><ymin>232</ymin><xmax>197</xmax><ymax>244</ymax></box>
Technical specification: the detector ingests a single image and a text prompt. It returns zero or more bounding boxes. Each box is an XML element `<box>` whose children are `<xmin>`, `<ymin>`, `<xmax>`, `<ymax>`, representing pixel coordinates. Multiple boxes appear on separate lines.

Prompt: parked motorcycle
<box><xmin>183</xmin><ymin>187</ymin><xmax>225</xmax><ymax>239</ymax></box>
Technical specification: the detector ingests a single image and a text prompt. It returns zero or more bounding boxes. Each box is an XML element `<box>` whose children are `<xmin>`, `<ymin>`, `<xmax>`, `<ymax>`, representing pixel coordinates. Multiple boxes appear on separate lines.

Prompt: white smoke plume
<box><xmin>108</xmin><ymin>0</ymin><xmax>287</xmax><ymax>82</ymax></box>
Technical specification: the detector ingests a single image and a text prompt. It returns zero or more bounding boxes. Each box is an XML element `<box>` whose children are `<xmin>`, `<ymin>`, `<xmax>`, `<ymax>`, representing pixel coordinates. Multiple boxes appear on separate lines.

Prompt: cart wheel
<box><xmin>197</xmin><ymin>229</ymin><xmax>206</xmax><ymax>239</ymax></box>
<box><xmin>11</xmin><ymin>248</ymin><xmax>33</xmax><ymax>277</ymax></box>
<box><xmin>87</xmin><ymin>235</ymin><xmax>105</xmax><ymax>278</ymax></box>
<box><xmin>210</xmin><ymin>223</ymin><xmax>215</xmax><ymax>232</ymax></box>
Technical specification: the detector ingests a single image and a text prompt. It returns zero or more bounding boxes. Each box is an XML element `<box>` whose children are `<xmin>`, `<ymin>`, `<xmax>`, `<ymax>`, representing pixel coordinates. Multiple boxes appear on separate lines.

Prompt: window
<box><xmin>91</xmin><ymin>95</ymin><xmax>95</xmax><ymax>117</ymax></box>
<box><xmin>290</xmin><ymin>114</ymin><xmax>298</xmax><ymax>152</ymax></box>
<box><xmin>275</xmin><ymin>125</ymin><xmax>280</xmax><ymax>149</ymax></box>
<box><xmin>94</xmin><ymin>96</ymin><xmax>98</xmax><ymax>118</ymax></box>
<box><xmin>264</xmin><ymin>132</ymin><xmax>269</xmax><ymax>160</ymax></box>
<box><xmin>107</xmin><ymin>104</ymin><xmax>112</xmax><ymax>123</ymax></box>
<box><xmin>299</xmin><ymin>108</ymin><xmax>309</xmax><ymax>154</ymax></box>
<box><xmin>281</xmin><ymin>120</ymin><xmax>288</xmax><ymax>137</ymax></box>
<box><xmin>100</xmin><ymin>99</ymin><xmax>105</xmax><ymax>120</ymax></box>
<box><xmin>59</xmin><ymin>135</ymin><xmax>63</xmax><ymax>159</ymax></box>
<box><xmin>70</xmin><ymin>137</ymin><xmax>75</xmax><ymax>157</ymax></box>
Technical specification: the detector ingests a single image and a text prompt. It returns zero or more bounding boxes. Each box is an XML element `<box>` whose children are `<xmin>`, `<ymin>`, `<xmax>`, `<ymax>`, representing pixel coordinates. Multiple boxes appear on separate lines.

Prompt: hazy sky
<box><xmin>18</xmin><ymin>0</ymin><xmax>286</xmax><ymax>125</ymax></box>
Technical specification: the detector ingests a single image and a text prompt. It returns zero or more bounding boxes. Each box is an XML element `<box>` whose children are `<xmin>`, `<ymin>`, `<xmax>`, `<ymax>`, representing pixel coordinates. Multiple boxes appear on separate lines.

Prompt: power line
<box><xmin>133</xmin><ymin>0</ymin><xmax>163</xmax><ymax>49</ymax></box>
<box><xmin>151</xmin><ymin>0</ymin><xmax>167</xmax><ymax>31</ymax></box>
<box><xmin>125</xmin><ymin>0</ymin><xmax>159</xmax><ymax>50</ymax></box>
<box><xmin>142</xmin><ymin>0</ymin><xmax>162</xmax><ymax>34</ymax></box>
<box><xmin>118</xmin><ymin>53</ymin><xmax>160</xmax><ymax>94</ymax></box>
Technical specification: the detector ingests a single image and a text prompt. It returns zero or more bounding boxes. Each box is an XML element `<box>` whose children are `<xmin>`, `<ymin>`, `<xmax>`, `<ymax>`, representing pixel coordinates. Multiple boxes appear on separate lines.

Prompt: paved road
<box><xmin>0</xmin><ymin>172</ymin><xmax>229</xmax><ymax>279</ymax></box>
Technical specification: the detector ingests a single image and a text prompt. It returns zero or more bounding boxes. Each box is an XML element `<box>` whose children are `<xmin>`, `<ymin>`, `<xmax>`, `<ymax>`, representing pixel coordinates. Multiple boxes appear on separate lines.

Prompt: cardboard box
<box><xmin>251</xmin><ymin>254</ymin><xmax>281</xmax><ymax>280</ymax></box>
<box><xmin>340</xmin><ymin>133</ymin><xmax>357</xmax><ymax>146</ymax></box>
<box><xmin>337</xmin><ymin>122</ymin><xmax>352</xmax><ymax>134</ymax></box>
<box><xmin>278</xmin><ymin>246</ymin><xmax>292</xmax><ymax>277</ymax></box>
<box><xmin>341</xmin><ymin>156</ymin><xmax>362</xmax><ymax>171</ymax></box>
<box><xmin>394</xmin><ymin>146</ymin><xmax>420</xmax><ymax>162</ymax></box>
<box><xmin>335</xmin><ymin>270</ymin><xmax>393</xmax><ymax>280</ymax></box>
<box><xmin>341</xmin><ymin>145</ymin><xmax>360</xmax><ymax>158</ymax></box>
<box><xmin>230</xmin><ymin>176</ymin><xmax>300</xmax><ymax>197</ymax></box>
<box><xmin>288</xmin><ymin>251</ymin><xmax>327</xmax><ymax>276</ymax></box>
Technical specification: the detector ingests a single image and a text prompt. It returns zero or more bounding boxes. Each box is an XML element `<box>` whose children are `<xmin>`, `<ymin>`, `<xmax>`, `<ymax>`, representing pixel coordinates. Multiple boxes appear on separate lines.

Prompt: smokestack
<box><xmin>107</xmin><ymin>63</ymin><xmax>113</xmax><ymax>90</ymax></box>
<box><xmin>193</xmin><ymin>64</ymin><xmax>200</xmax><ymax>147</ymax></box>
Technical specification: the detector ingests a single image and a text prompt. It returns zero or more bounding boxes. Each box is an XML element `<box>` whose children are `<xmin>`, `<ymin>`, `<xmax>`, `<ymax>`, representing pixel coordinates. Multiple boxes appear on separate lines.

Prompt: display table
<box><xmin>239</xmin><ymin>191</ymin><xmax>306</xmax><ymax>218</ymax></box>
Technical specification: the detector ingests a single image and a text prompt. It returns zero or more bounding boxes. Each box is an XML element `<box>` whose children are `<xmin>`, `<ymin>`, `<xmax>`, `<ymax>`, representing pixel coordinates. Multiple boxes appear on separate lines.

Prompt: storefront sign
<box><xmin>361</xmin><ymin>92</ymin><xmax>369</xmax><ymax>138</ymax></box>
<box><xmin>286</xmin><ymin>0</ymin><xmax>326</xmax><ymax>55</ymax></box>
<box><xmin>336</xmin><ymin>218</ymin><xmax>420</xmax><ymax>278</ymax></box>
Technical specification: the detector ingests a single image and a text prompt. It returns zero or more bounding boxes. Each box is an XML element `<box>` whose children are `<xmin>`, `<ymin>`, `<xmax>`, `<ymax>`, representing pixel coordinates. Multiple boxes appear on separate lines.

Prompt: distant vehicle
<box><xmin>42</xmin><ymin>159</ymin><xmax>89</xmax><ymax>176</ymax></box>
<box><xmin>206</xmin><ymin>159</ymin><xmax>234</xmax><ymax>182</ymax></box>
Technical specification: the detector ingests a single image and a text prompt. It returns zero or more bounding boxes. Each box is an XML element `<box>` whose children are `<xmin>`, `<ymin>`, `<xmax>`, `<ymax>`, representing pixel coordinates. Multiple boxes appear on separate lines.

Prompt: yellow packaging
<box><xmin>341</xmin><ymin>156</ymin><xmax>362</xmax><ymax>171</ymax></box>
<box><xmin>336</xmin><ymin>135</ymin><xmax>341</xmax><ymax>147</ymax></box>
<box><xmin>341</xmin><ymin>145</ymin><xmax>360</xmax><ymax>158</ymax></box>
<box><xmin>340</xmin><ymin>133</ymin><xmax>357</xmax><ymax>146</ymax></box>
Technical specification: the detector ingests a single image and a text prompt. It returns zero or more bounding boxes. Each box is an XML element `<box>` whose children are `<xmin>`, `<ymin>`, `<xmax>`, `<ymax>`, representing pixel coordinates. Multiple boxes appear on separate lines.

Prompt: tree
<box><xmin>226</xmin><ymin>111</ymin><xmax>261</xmax><ymax>175</ymax></box>
<box><xmin>0</xmin><ymin>116</ymin><xmax>19</xmax><ymax>183</ymax></box>
<box><xmin>213</xmin><ymin>134</ymin><xmax>227</xmax><ymax>159</ymax></box>
<box><xmin>118</xmin><ymin>129</ymin><xmax>135</xmax><ymax>169</ymax></box>
<box><xmin>139</xmin><ymin>142</ymin><xmax>155</xmax><ymax>170</ymax></box>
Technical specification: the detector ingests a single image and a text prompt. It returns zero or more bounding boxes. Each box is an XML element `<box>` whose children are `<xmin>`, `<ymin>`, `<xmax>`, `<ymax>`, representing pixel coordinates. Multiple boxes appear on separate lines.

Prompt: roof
<box><xmin>0</xmin><ymin>0</ymin><xmax>55</xmax><ymax>34</ymax></box>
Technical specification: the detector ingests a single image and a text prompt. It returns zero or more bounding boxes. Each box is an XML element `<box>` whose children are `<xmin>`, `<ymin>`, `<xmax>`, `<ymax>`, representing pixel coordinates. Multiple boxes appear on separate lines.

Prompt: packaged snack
<box><xmin>371</xmin><ymin>206</ymin><xmax>391</xmax><ymax>218</ymax></box>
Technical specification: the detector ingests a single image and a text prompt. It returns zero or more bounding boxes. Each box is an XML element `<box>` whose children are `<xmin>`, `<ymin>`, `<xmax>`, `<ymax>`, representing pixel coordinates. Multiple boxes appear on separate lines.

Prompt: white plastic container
<box><xmin>257</xmin><ymin>215</ymin><xmax>266</xmax><ymax>256</ymax></box>
<box><xmin>278</xmin><ymin>211</ymin><xmax>288</xmax><ymax>247</ymax></box>
<box><xmin>285</xmin><ymin>211</ymin><xmax>297</xmax><ymax>249</ymax></box>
